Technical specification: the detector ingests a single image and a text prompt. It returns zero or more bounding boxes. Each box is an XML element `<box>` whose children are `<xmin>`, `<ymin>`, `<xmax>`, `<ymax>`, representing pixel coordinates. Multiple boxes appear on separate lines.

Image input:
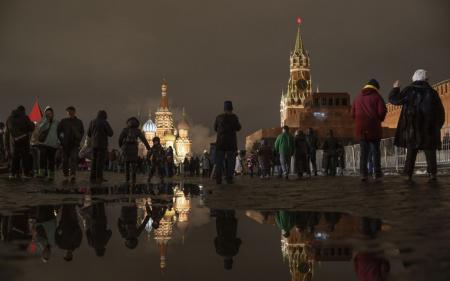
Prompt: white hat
<box><xmin>412</xmin><ymin>69</ymin><xmax>427</xmax><ymax>82</ymax></box>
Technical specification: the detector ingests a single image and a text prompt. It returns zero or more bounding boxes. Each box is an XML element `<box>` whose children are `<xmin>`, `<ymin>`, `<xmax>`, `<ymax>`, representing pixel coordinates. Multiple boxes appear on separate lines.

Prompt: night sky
<box><xmin>0</xmin><ymin>0</ymin><xmax>449</xmax><ymax>151</ymax></box>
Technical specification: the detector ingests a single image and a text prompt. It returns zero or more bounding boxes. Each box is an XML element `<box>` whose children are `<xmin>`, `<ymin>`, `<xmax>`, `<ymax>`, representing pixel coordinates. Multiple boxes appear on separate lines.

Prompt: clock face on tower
<box><xmin>296</xmin><ymin>79</ymin><xmax>308</xmax><ymax>91</ymax></box>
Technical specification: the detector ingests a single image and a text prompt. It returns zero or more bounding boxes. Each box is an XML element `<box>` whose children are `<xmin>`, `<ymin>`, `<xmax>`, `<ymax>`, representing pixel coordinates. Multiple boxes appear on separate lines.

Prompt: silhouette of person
<box><xmin>81</xmin><ymin>202</ymin><xmax>112</xmax><ymax>257</ymax></box>
<box><xmin>55</xmin><ymin>204</ymin><xmax>82</xmax><ymax>262</ymax></box>
<box><xmin>118</xmin><ymin>202</ymin><xmax>151</xmax><ymax>249</ymax></box>
<box><xmin>214</xmin><ymin>210</ymin><xmax>242</xmax><ymax>270</ymax></box>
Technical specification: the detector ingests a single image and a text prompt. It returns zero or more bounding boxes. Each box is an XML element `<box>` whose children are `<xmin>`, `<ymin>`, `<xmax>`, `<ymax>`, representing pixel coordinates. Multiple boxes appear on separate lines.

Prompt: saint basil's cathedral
<box><xmin>138</xmin><ymin>80</ymin><xmax>192</xmax><ymax>163</ymax></box>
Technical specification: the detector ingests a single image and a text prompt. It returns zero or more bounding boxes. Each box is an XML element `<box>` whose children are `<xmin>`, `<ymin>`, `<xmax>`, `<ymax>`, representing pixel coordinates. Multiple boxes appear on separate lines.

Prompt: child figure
<box><xmin>147</xmin><ymin>137</ymin><xmax>166</xmax><ymax>183</ymax></box>
<box><xmin>119</xmin><ymin>117</ymin><xmax>151</xmax><ymax>184</ymax></box>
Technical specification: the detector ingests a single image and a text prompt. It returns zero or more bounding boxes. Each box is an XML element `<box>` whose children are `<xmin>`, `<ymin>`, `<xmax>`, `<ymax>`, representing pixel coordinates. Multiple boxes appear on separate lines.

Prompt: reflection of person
<box><xmin>354</xmin><ymin>217</ymin><xmax>390</xmax><ymax>281</ymax></box>
<box><xmin>31</xmin><ymin>205</ymin><xmax>57</xmax><ymax>262</ymax></box>
<box><xmin>354</xmin><ymin>252</ymin><xmax>390</xmax><ymax>281</ymax></box>
<box><xmin>275</xmin><ymin>210</ymin><xmax>296</xmax><ymax>238</ymax></box>
<box><xmin>214</xmin><ymin>210</ymin><xmax>242</xmax><ymax>270</ymax></box>
<box><xmin>55</xmin><ymin>204</ymin><xmax>82</xmax><ymax>262</ymax></box>
<box><xmin>81</xmin><ymin>202</ymin><xmax>112</xmax><ymax>257</ymax></box>
<box><xmin>117</xmin><ymin>202</ymin><xmax>151</xmax><ymax>249</ymax></box>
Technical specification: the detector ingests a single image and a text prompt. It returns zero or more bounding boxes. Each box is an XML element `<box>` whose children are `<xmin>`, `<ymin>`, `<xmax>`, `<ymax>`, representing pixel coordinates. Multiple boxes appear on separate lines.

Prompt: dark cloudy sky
<box><xmin>0</xmin><ymin>0</ymin><xmax>449</xmax><ymax>150</ymax></box>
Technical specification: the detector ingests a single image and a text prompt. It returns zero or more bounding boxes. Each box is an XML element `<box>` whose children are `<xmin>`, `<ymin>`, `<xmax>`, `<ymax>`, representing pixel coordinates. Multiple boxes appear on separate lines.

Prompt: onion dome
<box><xmin>143</xmin><ymin>119</ymin><xmax>157</xmax><ymax>133</ymax></box>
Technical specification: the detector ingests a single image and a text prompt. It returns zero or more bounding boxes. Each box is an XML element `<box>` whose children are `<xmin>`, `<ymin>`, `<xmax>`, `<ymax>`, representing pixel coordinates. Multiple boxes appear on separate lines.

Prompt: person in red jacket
<box><xmin>351</xmin><ymin>79</ymin><xmax>387</xmax><ymax>181</ymax></box>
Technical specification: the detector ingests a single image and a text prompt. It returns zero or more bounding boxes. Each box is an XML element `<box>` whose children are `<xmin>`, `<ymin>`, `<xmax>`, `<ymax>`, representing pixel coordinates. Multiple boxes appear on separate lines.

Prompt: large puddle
<box><xmin>0</xmin><ymin>183</ymin><xmax>411</xmax><ymax>281</ymax></box>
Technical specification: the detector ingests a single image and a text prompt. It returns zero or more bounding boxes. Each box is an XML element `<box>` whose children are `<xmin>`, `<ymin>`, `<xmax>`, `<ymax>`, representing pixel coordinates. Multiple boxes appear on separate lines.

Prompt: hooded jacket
<box><xmin>389</xmin><ymin>81</ymin><xmax>445</xmax><ymax>150</ymax></box>
<box><xmin>5</xmin><ymin>109</ymin><xmax>35</xmax><ymax>152</ymax></box>
<box><xmin>87</xmin><ymin>111</ymin><xmax>114</xmax><ymax>149</ymax></box>
<box><xmin>118</xmin><ymin>117</ymin><xmax>150</xmax><ymax>162</ymax></box>
<box><xmin>351</xmin><ymin>86</ymin><xmax>387</xmax><ymax>141</ymax></box>
<box><xmin>38</xmin><ymin>115</ymin><xmax>60</xmax><ymax>148</ymax></box>
<box><xmin>274</xmin><ymin>131</ymin><xmax>295</xmax><ymax>157</ymax></box>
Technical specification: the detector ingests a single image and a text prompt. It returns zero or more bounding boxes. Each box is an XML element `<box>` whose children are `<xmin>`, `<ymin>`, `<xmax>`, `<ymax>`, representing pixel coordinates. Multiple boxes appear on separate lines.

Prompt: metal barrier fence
<box><xmin>336</xmin><ymin>126</ymin><xmax>450</xmax><ymax>174</ymax></box>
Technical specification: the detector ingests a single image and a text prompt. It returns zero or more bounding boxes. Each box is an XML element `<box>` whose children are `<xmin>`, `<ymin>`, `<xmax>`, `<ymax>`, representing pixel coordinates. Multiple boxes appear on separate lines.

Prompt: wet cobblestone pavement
<box><xmin>1</xmin><ymin>172</ymin><xmax>450</xmax><ymax>281</ymax></box>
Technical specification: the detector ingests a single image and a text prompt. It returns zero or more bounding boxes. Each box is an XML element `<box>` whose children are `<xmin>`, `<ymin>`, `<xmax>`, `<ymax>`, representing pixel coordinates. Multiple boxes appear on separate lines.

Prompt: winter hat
<box><xmin>366</xmin><ymin>79</ymin><xmax>380</xmax><ymax>90</ymax></box>
<box><xmin>224</xmin><ymin>101</ymin><xmax>233</xmax><ymax>112</ymax></box>
<box><xmin>412</xmin><ymin>69</ymin><xmax>427</xmax><ymax>82</ymax></box>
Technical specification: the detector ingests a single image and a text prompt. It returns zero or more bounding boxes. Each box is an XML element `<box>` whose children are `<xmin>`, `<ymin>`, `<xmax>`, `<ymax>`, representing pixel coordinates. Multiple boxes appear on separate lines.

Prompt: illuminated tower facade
<box><xmin>175</xmin><ymin>108</ymin><xmax>192</xmax><ymax>162</ymax></box>
<box><xmin>280</xmin><ymin>18</ymin><xmax>312</xmax><ymax>127</ymax></box>
<box><xmin>155</xmin><ymin>80</ymin><xmax>175</xmax><ymax>146</ymax></box>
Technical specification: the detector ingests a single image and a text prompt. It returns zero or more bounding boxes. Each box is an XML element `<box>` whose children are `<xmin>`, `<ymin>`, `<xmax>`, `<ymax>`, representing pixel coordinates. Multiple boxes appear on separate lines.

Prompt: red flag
<box><xmin>29</xmin><ymin>100</ymin><xmax>43</xmax><ymax>123</ymax></box>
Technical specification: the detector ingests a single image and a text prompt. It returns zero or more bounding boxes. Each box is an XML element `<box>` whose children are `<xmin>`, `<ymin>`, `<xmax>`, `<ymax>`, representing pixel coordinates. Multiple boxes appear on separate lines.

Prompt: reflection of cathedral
<box><xmin>140</xmin><ymin>80</ymin><xmax>193</xmax><ymax>163</ymax></box>
<box><xmin>150</xmin><ymin>184</ymin><xmax>192</xmax><ymax>271</ymax></box>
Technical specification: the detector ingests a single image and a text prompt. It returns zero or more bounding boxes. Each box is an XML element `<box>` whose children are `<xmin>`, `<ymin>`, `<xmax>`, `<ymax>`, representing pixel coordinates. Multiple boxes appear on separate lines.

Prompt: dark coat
<box><xmin>389</xmin><ymin>81</ymin><xmax>445</xmax><ymax>150</ymax></box>
<box><xmin>322</xmin><ymin>136</ymin><xmax>340</xmax><ymax>156</ymax></box>
<box><xmin>352</xmin><ymin>87</ymin><xmax>387</xmax><ymax>141</ymax></box>
<box><xmin>118</xmin><ymin>117</ymin><xmax>150</xmax><ymax>162</ymax></box>
<box><xmin>214</xmin><ymin>112</ymin><xmax>241</xmax><ymax>151</ymax></box>
<box><xmin>305</xmin><ymin>133</ymin><xmax>319</xmax><ymax>154</ymax></box>
<box><xmin>5</xmin><ymin>109</ymin><xmax>35</xmax><ymax>152</ymax></box>
<box><xmin>57</xmin><ymin>117</ymin><xmax>85</xmax><ymax>148</ymax></box>
<box><xmin>294</xmin><ymin>134</ymin><xmax>308</xmax><ymax>156</ymax></box>
<box><xmin>87</xmin><ymin>111</ymin><xmax>114</xmax><ymax>149</ymax></box>
<box><xmin>214</xmin><ymin>211</ymin><xmax>241</xmax><ymax>259</ymax></box>
<box><xmin>55</xmin><ymin>204</ymin><xmax>82</xmax><ymax>251</ymax></box>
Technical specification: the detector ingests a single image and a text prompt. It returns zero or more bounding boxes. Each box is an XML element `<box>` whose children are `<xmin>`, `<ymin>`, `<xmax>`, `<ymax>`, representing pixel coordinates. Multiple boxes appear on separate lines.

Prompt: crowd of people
<box><xmin>222</xmin><ymin>69</ymin><xmax>445</xmax><ymax>184</ymax></box>
<box><xmin>0</xmin><ymin>69</ymin><xmax>446</xmax><ymax>185</ymax></box>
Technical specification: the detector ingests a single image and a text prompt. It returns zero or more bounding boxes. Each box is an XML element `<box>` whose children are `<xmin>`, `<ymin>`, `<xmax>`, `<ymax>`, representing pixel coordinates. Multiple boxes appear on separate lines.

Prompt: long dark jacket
<box><xmin>55</xmin><ymin>204</ymin><xmax>82</xmax><ymax>251</ymax></box>
<box><xmin>305</xmin><ymin>133</ymin><xmax>319</xmax><ymax>155</ymax></box>
<box><xmin>389</xmin><ymin>81</ymin><xmax>445</xmax><ymax>150</ymax></box>
<box><xmin>214</xmin><ymin>210</ymin><xmax>241</xmax><ymax>259</ymax></box>
<box><xmin>118</xmin><ymin>117</ymin><xmax>150</xmax><ymax>162</ymax></box>
<box><xmin>5</xmin><ymin>109</ymin><xmax>35</xmax><ymax>152</ymax></box>
<box><xmin>214</xmin><ymin>112</ymin><xmax>241</xmax><ymax>151</ymax></box>
<box><xmin>294</xmin><ymin>133</ymin><xmax>308</xmax><ymax>157</ymax></box>
<box><xmin>87</xmin><ymin>111</ymin><xmax>114</xmax><ymax>149</ymax></box>
<box><xmin>57</xmin><ymin>117</ymin><xmax>85</xmax><ymax>148</ymax></box>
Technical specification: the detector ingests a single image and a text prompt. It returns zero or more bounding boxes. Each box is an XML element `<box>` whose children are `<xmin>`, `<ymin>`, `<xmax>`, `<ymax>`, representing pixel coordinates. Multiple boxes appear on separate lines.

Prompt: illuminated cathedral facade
<box><xmin>140</xmin><ymin>80</ymin><xmax>192</xmax><ymax>163</ymax></box>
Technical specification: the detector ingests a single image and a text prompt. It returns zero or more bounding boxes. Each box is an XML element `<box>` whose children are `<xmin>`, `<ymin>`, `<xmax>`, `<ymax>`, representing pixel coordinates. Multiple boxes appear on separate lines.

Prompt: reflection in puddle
<box><xmin>0</xmin><ymin>183</ymin><xmax>399</xmax><ymax>281</ymax></box>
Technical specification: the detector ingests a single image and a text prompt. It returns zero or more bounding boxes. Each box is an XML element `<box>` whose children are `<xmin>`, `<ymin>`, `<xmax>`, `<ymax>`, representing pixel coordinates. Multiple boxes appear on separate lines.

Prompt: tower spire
<box><xmin>294</xmin><ymin>17</ymin><xmax>304</xmax><ymax>54</ymax></box>
<box><xmin>159</xmin><ymin>79</ymin><xmax>169</xmax><ymax>109</ymax></box>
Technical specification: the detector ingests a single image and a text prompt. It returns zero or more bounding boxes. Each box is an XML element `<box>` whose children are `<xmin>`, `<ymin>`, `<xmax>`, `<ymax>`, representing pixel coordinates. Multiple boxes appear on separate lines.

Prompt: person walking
<box><xmin>257</xmin><ymin>139</ymin><xmax>272</xmax><ymax>179</ymax></box>
<box><xmin>305</xmin><ymin>128</ymin><xmax>319</xmax><ymax>176</ymax></box>
<box><xmin>87</xmin><ymin>110</ymin><xmax>113</xmax><ymax>184</ymax></box>
<box><xmin>274</xmin><ymin>126</ymin><xmax>295</xmax><ymax>179</ymax></box>
<box><xmin>389</xmin><ymin>69</ymin><xmax>445</xmax><ymax>182</ymax></box>
<box><xmin>351</xmin><ymin>79</ymin><xmax>387</xmax><ymax>182</ymax></box>
<box><xmin>36</xmin><ymin>107</ymin><xmax>59</xmax><ymax>181</ymax></box>
<box><xmin>118</xmin><ymin>117</ymin><xmax>151</xmax><ymax>184</ymax></box>
<box><xmin>214</xmin><ymin>101</ymin><xmax>242</xmax><ymax>184</ymax></box>
<box><xmin>57</xmin><ymin>106</ymin><xmax>84</xmax><ymax>183</ymax></box>
<box><xmin>200</xmin><ymin>150</ymin><xmax>211</xmax><ymax>177</ymax></box>
<box><xmin>322</xmin><ymin>130</ymin><xmax>339</xmax><ymax>176</ymax></box>
<box><xmin>147</xmin><ymin>137</ymin><xmax>166</xmax><ymax>183</ymax></box>
<box><xmin>4</xmin><ymin>106</ymin><xmax>35</xmax><ymax>179</ymax></box>
<box><xmin>294</xmin><ymin>130</ymin><xmax>309</xmax><ymax>178</ymax></box>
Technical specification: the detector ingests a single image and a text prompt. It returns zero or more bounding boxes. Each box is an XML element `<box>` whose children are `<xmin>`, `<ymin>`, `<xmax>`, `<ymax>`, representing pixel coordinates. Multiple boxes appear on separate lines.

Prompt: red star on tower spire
<box><xmin>296</xmin><ymin>17</ymin><xmax>302</xmax><ymax>25</ymax></box>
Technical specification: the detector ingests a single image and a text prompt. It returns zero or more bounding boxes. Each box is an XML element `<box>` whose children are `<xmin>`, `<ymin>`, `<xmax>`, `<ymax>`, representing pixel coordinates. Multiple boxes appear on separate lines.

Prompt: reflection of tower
<box><xmin>153</xmin><ymin>208</ymin><xmax>176</xmax><ymax>270</ymax></box>
<box><xmin>281</xmin><ymin>228</ymin><xmax>314</xmax><ymax>281</ymax></box>
<box><xmin>155</xmin><ymin>80</ymin><xmax>175</xmax><ymax>146</ymax></box>
<box><xmin>280</xmin><ymin>18</ymin><xmax>312</xmax><ymax>127</ymax></box>
<box><xmin>174</xmin><ymin>186</ymin><xmax>191</xmax><ymax>243</ymax></box>
<box><xmin>175</xmin><ymin>108</ymin><xmax>192</xmax><ymax>162</ymax></box>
